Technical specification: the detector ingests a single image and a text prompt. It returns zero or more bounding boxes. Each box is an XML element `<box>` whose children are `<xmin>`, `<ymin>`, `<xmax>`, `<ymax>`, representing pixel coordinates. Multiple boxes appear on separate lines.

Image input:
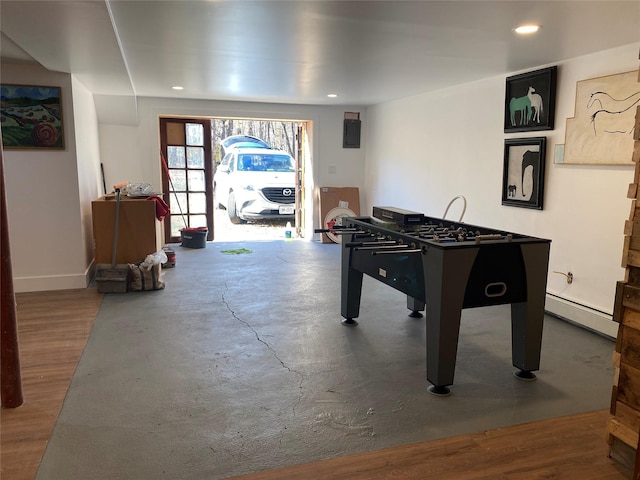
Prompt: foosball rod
<box><xmin>344</xmin><ymin>240</ymin><xmax>398</xmax><ymax>248</ymax></box>
<box><xmin>314</xmin><ymin>228</ymin><xmax>365</xmax><ymax>234</ymax></box>
<box><xmin>371</xmin><ymin>248</ymin><xmax>422</xmax><ymax>255</ymax></box>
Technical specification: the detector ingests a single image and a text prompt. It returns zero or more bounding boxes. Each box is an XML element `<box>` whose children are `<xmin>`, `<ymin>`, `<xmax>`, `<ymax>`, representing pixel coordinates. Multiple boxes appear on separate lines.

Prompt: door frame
<box><xmin>160</xmin><ymin>116</ymin><xmax>311</xmax><ymax>242</ymax></box>
<box><xmin>159</xmin><ymin>117</ymin><xmax>214</xmax><ymax>243</ymax></box>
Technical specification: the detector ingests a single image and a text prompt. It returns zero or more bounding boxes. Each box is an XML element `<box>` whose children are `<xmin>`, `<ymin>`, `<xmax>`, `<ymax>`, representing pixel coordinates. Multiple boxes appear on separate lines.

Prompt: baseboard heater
<box><xmin>545</xmin><ymin>293</ymin><xmax>618</xmax><ymax>340</ymax></box>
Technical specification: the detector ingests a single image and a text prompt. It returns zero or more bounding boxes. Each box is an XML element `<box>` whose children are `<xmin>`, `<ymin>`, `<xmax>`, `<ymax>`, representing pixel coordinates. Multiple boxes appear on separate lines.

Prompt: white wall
<box><xmin>2</xmin><ymin>64</ymin><xmax>99</xmax><ymax>292</ymax></box>
<box><xmin>71</xmin><ymin>75</ymin><xmax>103</xmax><ymax>269</ymax></box>
<box><xmin>364</xmin><ymin>43</ymin><xmax>640</xmax><ymax>336</ymax></box>
<box><xmin>98</xmin><ymin>98</ymin><xmax>367</xmax><ymax>239</ymax></box>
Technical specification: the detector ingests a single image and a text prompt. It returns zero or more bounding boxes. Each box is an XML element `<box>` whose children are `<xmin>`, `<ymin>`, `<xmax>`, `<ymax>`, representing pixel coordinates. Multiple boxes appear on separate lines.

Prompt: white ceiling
<box><xmin>1</xmin><ymin>1</ymin><xmax>639</xmax><ymax>106</ymax></box>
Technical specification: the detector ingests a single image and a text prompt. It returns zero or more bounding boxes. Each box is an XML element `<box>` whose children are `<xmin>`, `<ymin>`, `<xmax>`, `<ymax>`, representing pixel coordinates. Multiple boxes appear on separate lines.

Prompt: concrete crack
<box><xmin>221</xmin><ymin>283</ymin><xmax>305</xmax><ymax>448</ymax></box>
<box><xmin>222</xmin><ymin>283</ymin><xmax>293</xmax><ymax>372</ymax></box>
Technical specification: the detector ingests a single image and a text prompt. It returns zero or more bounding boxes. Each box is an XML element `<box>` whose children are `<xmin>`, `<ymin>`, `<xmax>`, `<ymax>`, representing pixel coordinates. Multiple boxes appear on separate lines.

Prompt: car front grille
<box><xmin>262</xmin><ymin>187</ymin><xmax>295</xmax><ymax>204</ymax></box>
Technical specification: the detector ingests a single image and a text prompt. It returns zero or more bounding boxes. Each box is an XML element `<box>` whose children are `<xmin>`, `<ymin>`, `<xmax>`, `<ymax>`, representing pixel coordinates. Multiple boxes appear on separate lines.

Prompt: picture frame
<box><xmin>504</xmin><ymin>66</ymin><xmax>557</xmax><ymax>133</ymax></box>
<box><xmin>563</xmin><ymin>70</ymin><xmax>639</xmax><ymax>165</ymax></box>
<box><xmin>0</xmin><ymin>84</ymin><xmax>64</xmax><ymax>149</ymax></box>
<box><xmin>502</xmin><ymin>137</ymin><xmax>546</xmax><ymax>210</ymax></box>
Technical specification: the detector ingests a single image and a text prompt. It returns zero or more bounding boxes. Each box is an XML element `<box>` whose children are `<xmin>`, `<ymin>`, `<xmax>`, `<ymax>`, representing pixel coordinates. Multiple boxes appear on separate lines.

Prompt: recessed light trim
<box><xmin>515</xmin><ymin>24</ymin><xmax>541</xmax><ymax>35</ymax></box>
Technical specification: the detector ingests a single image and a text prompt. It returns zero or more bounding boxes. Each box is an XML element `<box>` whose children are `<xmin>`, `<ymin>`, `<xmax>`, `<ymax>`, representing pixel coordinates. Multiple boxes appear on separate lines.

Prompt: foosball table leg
<box><xmin>340</xmin><ymin>234</ymin><xmax>364</xmax><ymax>326</ymax></box>
<box><xmin>514</xmin><ymin>370</ymin><xmax>537</xmax><ymax>381</ymax></box>
<box><xmin>427</xmin><ymin>385</ymin><xmax>451</xmax><ymax>396</ymax></box>
<box><xmin>423</xmin><ymin>248</ymin><xmax>478</xmax><ymax>395</ymax></box>
<box><xmin>510</xmin><ymin>242</ymin><xmax>549</xmax><ymax>376</ymax></box>
<box><xmin>407</xmin><ymin>296</ymin><xmax>424</xmax><ymax>318</ymax></box>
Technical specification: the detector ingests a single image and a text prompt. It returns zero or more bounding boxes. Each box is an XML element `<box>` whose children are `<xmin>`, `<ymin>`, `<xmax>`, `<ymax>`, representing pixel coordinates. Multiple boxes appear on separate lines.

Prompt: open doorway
<box><xmin>160</xmin><ymin>117</ymin><xmax>309</xmax><ymax>243</ymax></box>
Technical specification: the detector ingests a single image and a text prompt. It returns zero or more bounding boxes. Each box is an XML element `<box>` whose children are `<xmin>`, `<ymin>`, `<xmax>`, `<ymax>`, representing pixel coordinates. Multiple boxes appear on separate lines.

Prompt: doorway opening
<box><xmin>159</xmin><ymin>117</ymin><xmax>309</xmax><ymax>244</ymax></box>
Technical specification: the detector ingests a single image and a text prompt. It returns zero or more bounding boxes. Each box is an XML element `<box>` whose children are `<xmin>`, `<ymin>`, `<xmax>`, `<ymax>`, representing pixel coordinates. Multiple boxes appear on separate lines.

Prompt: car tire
<box><xmin>227</xmin><ymin>192</ymin><xmax>245</xmax><ymax>224</ymax></box>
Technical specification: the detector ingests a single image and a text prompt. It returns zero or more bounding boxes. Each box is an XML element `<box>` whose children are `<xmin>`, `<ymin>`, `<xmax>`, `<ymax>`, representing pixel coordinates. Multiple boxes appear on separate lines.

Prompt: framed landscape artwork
<box><xmin>0</xmin><ymin>84</ymin><xmax>64</xmax><ymax>149</ymax></box>
<box><xmin>504</xmin><ymin>66</ymin><xmax>557</xmax><ymax>133</ymax></box>
<box><xmin>502</xmin><ymin>137</ymin><xmax>546</xmax><ymax>210</ymax></box>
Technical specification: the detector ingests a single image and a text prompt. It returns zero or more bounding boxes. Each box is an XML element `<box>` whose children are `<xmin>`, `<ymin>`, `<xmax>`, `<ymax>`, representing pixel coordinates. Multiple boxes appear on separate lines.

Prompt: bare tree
<box><xmin>281</xmin><ymin>122</ymin><xmax>292</xmax><ymax>156</ymax></box>
<box><xmin>211</xmin><ymin>118</ymin><xmax>297</xmax><ymax>162</ymax></box>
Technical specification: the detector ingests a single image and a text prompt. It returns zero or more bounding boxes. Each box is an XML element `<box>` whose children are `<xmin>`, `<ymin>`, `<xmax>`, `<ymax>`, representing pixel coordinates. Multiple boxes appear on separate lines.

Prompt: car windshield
<box><xmin>237</xmin><ymin>153</ymin><xmax>294</xmax><ymax>172</ymax></box>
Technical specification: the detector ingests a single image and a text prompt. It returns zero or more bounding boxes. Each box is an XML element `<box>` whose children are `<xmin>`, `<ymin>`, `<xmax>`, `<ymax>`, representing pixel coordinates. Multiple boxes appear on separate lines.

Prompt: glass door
<box><xmin>160</xmin><ymin>118</ymin><xmax>213</xmax><ymax>243</ymax></box>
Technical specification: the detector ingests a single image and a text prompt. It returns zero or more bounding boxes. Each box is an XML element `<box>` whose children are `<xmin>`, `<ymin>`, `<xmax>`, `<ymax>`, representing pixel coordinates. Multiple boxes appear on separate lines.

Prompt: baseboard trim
<box><xmin>13</xmin><ymin>261</ymin><xmax>95</xmax><ymax>293</ymax></box>
<box><xmin>545</xmin><ymin>294</ymin><xmax>618</xmax><ymax>339</ymax></box>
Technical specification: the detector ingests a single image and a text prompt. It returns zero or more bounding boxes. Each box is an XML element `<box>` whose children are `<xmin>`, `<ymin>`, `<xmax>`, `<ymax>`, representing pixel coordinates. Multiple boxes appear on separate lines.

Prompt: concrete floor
<box><xmin>37</xmin><ymin>240</ymin><xmax>617</xmax><ymax>479</ymax></box>
<box><xmin>212</xmin><ymin>206</ymin><xmax>288</xmax><ymax>242</ymax></box>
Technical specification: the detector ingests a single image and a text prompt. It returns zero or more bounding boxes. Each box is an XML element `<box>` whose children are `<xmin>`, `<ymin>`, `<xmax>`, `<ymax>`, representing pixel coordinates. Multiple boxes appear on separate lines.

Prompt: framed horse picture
<box><xmin>562</xmin><ymin>70</ymin><xmax>639</xmax><ymax>165</ymax></box>
<box><xmin>502</xmin><ymin>137</ymin><xmax>546</xmax><ymax>210</ymax></box>
<box><xmin>504</xmin><ymin>66</ymin><xmax>557</xmax><ymax>133</ymax></box>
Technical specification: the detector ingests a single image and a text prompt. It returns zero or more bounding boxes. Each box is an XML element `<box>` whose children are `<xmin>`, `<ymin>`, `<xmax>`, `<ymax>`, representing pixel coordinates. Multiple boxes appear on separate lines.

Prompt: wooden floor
<box><xmin>0</xmin><ymin>289</ymin><xmax>103</xmax><ymax>480</ymax></box>
<box><xmin>0</xmin><ymin>289</ymin><xmax>633</xmax><ymax>480</ymax></box>
<box><xmin>228</xmin><ymin>409</ymin><xmax>632</xmax><ymax>480</ymax></box>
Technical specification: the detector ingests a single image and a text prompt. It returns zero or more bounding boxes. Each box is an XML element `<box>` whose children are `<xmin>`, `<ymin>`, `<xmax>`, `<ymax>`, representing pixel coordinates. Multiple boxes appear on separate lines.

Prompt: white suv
<box><xmin>214</xmin><ymin>136</ymin><xmax>296</xmax><ymax>224</ymax></box>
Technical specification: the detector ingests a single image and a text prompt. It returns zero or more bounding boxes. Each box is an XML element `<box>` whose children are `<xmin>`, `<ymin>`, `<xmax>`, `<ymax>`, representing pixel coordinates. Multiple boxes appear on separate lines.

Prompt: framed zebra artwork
<box><xmin>504</xmin><ymin>66</ymin><xmax>557</xmax><ymax>133</ymax></box>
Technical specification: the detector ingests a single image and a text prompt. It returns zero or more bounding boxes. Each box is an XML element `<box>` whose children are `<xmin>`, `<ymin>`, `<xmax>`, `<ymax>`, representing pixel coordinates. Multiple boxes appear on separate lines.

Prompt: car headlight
<box><xmin>240</xmin><ymin>184</ymin><xmax>255</xmax><ymax>191</ymax></box>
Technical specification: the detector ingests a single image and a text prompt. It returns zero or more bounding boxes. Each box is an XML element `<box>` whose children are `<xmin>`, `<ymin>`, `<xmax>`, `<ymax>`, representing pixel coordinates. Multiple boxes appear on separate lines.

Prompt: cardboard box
<box><xmin>317</xmin><ymin>187</ymin><xmax>360</xmax><ymax>243</ymax></box>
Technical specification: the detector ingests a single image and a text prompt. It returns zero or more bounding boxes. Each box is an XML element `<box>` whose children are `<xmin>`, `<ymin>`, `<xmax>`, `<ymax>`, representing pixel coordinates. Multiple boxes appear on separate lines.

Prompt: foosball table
<box><xmin>334</xmin><ymin>206</ymin><xmax>551</xmax><ymax>396</ymax></box>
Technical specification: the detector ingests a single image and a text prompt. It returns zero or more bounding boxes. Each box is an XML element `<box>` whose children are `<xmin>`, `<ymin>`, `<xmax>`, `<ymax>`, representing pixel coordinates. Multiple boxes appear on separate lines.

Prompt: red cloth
<box><xmin>146</xmin><ymin>195</ymin><xmax>170</xmax><ymax>221</ymax></box>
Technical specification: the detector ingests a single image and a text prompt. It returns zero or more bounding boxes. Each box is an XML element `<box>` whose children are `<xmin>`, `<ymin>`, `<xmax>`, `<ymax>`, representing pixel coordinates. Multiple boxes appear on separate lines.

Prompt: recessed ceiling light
<box><xmin>515</xmin><ymin>24</ymin><xmax>541</xmax><ymax>35</ymax></box>
<box><xmin>172</xmin><ymin>85</ymin><xmax>184</xmax><ymax>90</ymax></box>
<box><xmin>327</xmin><ymin>93</ymin><xmax>338</xmax><ymax>98</ymax></box>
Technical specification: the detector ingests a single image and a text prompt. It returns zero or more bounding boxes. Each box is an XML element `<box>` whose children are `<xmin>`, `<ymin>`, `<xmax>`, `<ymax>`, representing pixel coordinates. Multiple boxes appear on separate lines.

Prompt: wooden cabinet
<box><xmin>91</xmin><ymin>196</ymin><xmax>163</xmax><ymax>265</ymax></box>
